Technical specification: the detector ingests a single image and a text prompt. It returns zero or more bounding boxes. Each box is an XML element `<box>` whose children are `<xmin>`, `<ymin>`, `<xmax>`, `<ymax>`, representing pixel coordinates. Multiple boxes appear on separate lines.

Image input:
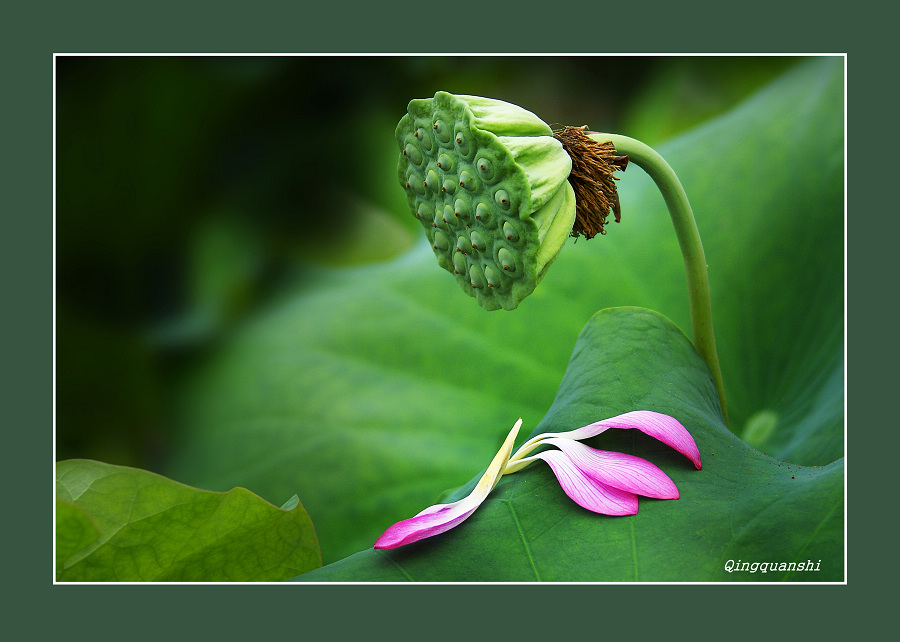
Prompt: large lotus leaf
<box><xmin>166</xmin><ymin>57</ymin><xmax>843</xmax><ymax>566</ymax></box>
<box><xmin>296</xmin><ymin>308</ymin><xmax>843</xmax><ymax>581</ymax></box>
<box><xmin>56</xmin><ymin>459</ymin><xmax>321</xmax><ymax>581</ymax></box>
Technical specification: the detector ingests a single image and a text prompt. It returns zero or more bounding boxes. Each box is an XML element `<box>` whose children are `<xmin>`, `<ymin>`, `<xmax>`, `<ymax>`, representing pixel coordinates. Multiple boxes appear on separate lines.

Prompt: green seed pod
<box><xmin>397</xmin><ymin>91</ymin><xmax>575</xmax><ymax>310</ymax></box>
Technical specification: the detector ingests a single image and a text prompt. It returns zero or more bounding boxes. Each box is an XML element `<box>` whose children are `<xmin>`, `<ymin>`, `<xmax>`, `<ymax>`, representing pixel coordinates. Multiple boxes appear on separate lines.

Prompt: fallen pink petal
<box><xmin>521</xmin><ymin>448</ymin><xmax>640</xmax><ymax>515</ymax></box>
<box><xmin>373</xmin><ymin>418</ymin><xmax>522</xmax><ymax>550</ymax></box>
<box><xmin>373</xmin><ymin>411</ymin><xmax>701</xmax><ymax>549</ymax></box>
<box><xmin>559</xmin><ymin>411</ymin><xmax>702</xmax><ymax>470</ymax></box>
<box><xmin>541</xmin><ymin>437</ymin><xmax>680</xmax><ymax>499</ymax></box>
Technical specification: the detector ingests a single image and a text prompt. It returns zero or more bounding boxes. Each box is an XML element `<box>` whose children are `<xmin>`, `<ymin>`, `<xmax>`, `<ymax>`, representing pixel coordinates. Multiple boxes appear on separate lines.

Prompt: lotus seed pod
<box><xmin>396</xmin><ymin>91</ymin><xmax>576</xmax><ymax>310</ymax></box>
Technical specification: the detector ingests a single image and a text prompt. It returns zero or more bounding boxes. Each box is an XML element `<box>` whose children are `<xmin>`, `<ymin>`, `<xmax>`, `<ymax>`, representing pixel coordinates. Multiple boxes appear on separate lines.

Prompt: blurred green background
<box><xmin>55</xmin><ymin>55</ymin><xmax>801</xmax><ymax>472</ymax></box>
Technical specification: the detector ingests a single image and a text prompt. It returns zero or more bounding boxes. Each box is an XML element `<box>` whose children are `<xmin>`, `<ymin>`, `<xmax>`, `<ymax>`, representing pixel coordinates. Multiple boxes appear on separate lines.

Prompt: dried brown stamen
<box><xmin>552</xmin><ymin>125</ymin><xmax>628</xmax><ymax>239</ymax></box>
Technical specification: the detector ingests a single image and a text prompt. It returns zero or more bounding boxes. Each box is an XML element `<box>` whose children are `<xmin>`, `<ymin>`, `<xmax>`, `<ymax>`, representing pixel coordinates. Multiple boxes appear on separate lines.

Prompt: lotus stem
<box><xmin>591</xmin><ymin>133</ymin><xmax>729</xmax><ymax>427</ymax></box>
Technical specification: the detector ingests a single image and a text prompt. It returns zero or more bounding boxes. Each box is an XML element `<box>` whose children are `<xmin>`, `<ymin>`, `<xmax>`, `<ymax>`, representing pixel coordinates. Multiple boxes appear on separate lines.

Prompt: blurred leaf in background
<box><xmin>619</xmin><ymin>56</ymin><xmax>797</xmax><ymax>145</ymax></box>
<box><xmin>55</xmin><ymin>55</ymin><xmax>796</xmax><ymax>471</ymax></box>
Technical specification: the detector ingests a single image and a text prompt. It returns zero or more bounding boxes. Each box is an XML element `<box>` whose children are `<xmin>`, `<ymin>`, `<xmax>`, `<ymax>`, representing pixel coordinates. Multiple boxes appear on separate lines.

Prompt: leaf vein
<box><xmin>505</xmin><ymin>500</ymin><xmax>541</xmax><ymax>582</ymax></box>
<box><xmin>375</xmin><ymin>550</ymin><xmax>415</xmax><ymax>582</ymax></box>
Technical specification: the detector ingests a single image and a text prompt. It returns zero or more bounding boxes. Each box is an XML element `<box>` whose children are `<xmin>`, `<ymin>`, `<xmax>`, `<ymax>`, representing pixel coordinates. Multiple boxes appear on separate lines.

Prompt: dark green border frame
<box><xmin>9</xmin><ymin>0</ymin><xmax>884</xmax><ymax>638</ymax></box>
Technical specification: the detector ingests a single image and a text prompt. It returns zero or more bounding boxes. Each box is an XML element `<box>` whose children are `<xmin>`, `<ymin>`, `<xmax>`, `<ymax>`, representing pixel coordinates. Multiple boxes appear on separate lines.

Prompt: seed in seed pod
<box><xmin>502</xmin><ymin>221</ymin><xmax>520</xmax><ymax>242</ymax></box>
<box><xmin>474</xmin><ymin>202</ymin><xmax>491</xmax><ymax>224</ymax></box>
<box><xmin>433</xmin><ymin>119</ymin><xmax>452</xmax><ymax>144</ymax></box>
<box><xmin>452</xmin><ymin>251</ymin><xmax>468</xmax><ymax>275</ymax></box>
<box><xmin>454</xmin><ymin>130</ymin><xmax>470</xmax><ymax>156</ymax></box>
<box><xmin>468</xmin><ymin>263</ymin><xmax>486</xmax><ymax>290</ymax></box>
<box><xmin>459</xmin><ymin>170</ymin><xmax>480</xmax><ymax>192</ymax></box>
<box><xmin>414</xmin><ymin>127</ymin><xmax>432</xmax><ymax>151</ymax></box>
<box><xmin>475</xmin><ymin>157</ymin><xmax>494</xmax><ymax>181</ymax></box>
<box><xmin>424</xmin><ymin>169</ymin><xmax>440</xmax><ymax>193</ymax></box>
<box><xmin>416</xmin><ymin>202</ymin><xmax>432</xmax><ymax>221</ymax></box>
<box><xmin>442</xmin><ymin>204</ymin><xmax>455</xmax><ymax>225</ymax></box>
<box><xmin>483</xmin><ymin>264</ymin><xmax>503</xmax><ymax>289</ymax></box>
<box><xmin>469</xmin><ymin>230</ymin><xmax>486</xmax><ymax>252</ymax></box>
<box><xmin>408</xmin><ymin>171</ymin><xmax>425</xmax><ymax>195</ymax></box>
<box><xmin>432</xmin><ymin>230</ymin><xmax>449</xmax><ymax>252</ymax></box>
<box><xmin>405</xmin><ymin>144</ymin><xmax>423</xmax><ymax>166</ymax></box>
<box><xmin>454</xmin><ymin>199</ymin><xmax>472</xmax><ymax>222</ymax></box>
<box><xmin>497</xmin><ymin>247</ymin><xmax>517</xmax><ymax>272</ymax></box>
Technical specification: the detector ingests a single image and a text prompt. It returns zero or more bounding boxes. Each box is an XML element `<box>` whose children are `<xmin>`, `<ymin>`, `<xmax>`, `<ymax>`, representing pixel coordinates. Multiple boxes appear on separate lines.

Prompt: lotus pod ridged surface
<box><xmin>396</xmin><ymin>91</ymin><xmax>575</xmax><ymax>310</ymax></box>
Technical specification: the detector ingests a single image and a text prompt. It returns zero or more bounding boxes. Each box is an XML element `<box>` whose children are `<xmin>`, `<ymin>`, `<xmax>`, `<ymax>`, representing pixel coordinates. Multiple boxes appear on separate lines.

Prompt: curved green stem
<box><xmin>591</xmin><ymin>133</ymin><xmax>729</xmax><ymax>427</ymax></box>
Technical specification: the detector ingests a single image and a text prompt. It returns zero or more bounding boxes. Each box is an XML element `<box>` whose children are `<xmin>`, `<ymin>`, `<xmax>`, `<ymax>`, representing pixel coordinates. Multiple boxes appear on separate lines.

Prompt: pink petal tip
<box><xmin>568</xmin><ymin>411</ymin><xmax>702</xmax><ymax>470</ymax></box>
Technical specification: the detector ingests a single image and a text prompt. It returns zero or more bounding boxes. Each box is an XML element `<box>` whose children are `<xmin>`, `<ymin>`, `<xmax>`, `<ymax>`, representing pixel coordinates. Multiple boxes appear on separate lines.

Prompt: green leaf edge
<box><xmin>56</xmin><ymin>459</ymin><xmax>323</xmax><ymax>582</ymax></box>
